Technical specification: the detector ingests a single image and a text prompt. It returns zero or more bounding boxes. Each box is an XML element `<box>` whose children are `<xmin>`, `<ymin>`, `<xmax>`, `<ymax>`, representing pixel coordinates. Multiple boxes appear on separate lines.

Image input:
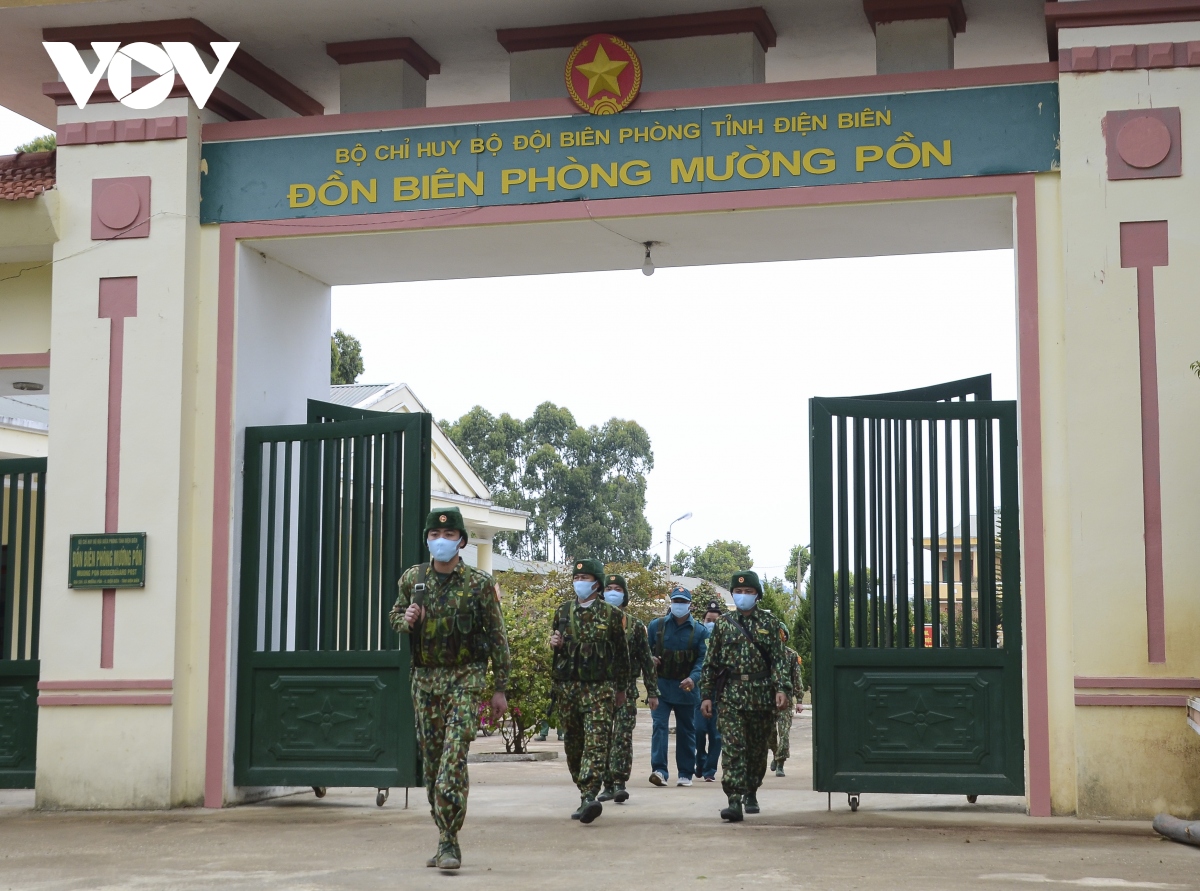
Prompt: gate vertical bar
<box><xmin>911</xmin><ymin>421</ymin><xmax>925</xmax><ymax>647</ymax></box>
<box><xmin>29</xmin><ymin>467</ymin><xmax>45</xmax><ymax>660</ymax></box>
<box><xmin>280</xmin><ymin>442</ymin><xmax>293</xmax><ymax>651</ymax></box>
<box><xmin>853</xmin><ymin>417</ymin><xmax>867</xmax><ymax>648</ymax></box>
<box><xmin>809</xmin><ymin>399</ymin><xmax>835</xmax><ymax>788</ymax></box>
<box><xmin>350</xmin><ymin>434</ymin><xmax>368</xmax><ymax>651</ymax></box>
<box><xmin>836</xmin><ymin>417</ymin><xmax>849</xmax><ymax>648</ymax></box>
<box><xmin>960</xmin><ymin>418</ymin><xmax>973</xmax><ymax>646</ymax></box>
<box><xmin>1</xmin><ymin>470</ymin><xmax>15</xmax><ymax>660</ymax></box>
<box><xmin>928</xmin><ymin>419</ymin><xmax>940</xmax><ymax>648</ymax></box>
<box><xmin>17</xmin><ymin>470</ymin><xmax>32</xmax><ymax>659</ymax></box>
<box><xmin>944</xmin><ymin>418</ymin><xmax>956</xmax><ymax>648</ymax></box>
<box><xmin>883</xmin><ymin>420</ymin><xmax>893</xmax><ymax>647</ymax></box>
<box><xmin>896</xmin><ymin>420</ymin><xmax>910</xmax><ymax>648</ymax></box>
<box><xmin>868</xmin><ymin>419</ymin><xmax>878</xmax><ymax>647</ymax></box>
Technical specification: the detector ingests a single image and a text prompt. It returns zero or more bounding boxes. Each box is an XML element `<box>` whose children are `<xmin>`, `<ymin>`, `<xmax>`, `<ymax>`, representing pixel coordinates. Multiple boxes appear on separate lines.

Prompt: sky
<box><xmin>333</xmin><ymin>250</ymin><xmax>1018</xmax><ymax>581</ymax></box>
<box><xmin>2</xmin><ymin>105</ymin><xmax>1018</xmax><ymax>582</ymax></box>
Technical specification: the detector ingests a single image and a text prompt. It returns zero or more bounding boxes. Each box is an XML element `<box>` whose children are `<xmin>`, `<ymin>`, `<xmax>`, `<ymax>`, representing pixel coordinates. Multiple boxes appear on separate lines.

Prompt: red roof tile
<box><xmin>0</xmin><ymin>150</ymin><xmax>56</xmax><ymax>201</ymax></box>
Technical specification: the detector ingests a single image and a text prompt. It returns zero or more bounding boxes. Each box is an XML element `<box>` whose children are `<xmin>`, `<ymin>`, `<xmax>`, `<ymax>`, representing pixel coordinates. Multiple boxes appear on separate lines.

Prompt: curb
<box><xmin>468</xmin><ymin>751</ymin><xmax>559</xmax><ymax>763</ymax></box>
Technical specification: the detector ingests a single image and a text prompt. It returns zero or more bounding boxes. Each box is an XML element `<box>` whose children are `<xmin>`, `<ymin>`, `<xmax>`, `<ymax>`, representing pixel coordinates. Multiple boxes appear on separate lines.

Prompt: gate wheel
<box><xmin>312</xmin><ymin>786</ymin><xmax>327</xmax><ymax>798</ymax></box>
<box><xmin>848</xmin><ymin>793</ymin><xmax>860</xmax><ymax>812</ymax></box>
<box><xmin>376</xmin><ymin>788</ymin><xmax>389</xmax><ymax>807</ymax></box>
<box><xmin>967</xmin><ymin>795</ymin><xmax>978</xmax><ymax>804</ymax></box>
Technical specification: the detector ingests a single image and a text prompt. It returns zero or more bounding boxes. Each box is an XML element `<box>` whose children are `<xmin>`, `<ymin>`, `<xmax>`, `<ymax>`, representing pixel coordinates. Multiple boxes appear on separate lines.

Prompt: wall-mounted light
<box><xmin>642</xmin><ymin>242</ymin><xmax>655</xmax><ymax>276</ymax></box>
<box><xmin>12</xmin><ymin>381</ymin><xmax>43</xmax><ymax>391</ymax></box>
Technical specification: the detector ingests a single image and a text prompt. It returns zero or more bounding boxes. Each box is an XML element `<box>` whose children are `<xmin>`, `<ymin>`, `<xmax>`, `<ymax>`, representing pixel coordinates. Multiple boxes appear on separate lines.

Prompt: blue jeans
<box><xmin>651</xmin><ymin>697</ymin><xmax>696</xmax><ymax>780</ymax></box>
<box><xmin>694</xmin><ymin>703</ymin><xmax>721</xmax><ymax>779</ymax></box>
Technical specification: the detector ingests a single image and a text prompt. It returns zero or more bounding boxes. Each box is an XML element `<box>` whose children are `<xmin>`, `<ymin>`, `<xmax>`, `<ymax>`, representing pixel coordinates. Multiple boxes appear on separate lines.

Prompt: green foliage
<box><xmin>486</xmin><ymin>561</ymin><xmax>673</xmax><ymax>752</ymax></box>
<box><xmin>15</xmin><ymin>134</ymin><xmax>55</xmax><ymax>153</ymax></box>
<box><xmin>330</xmin><ymin>329</ymin><xmax>364</xmax><ymax>385</ymax></box>
<box><xmin>1191</xmin><ymin>360</ymin><xmax>1200</xmax><ymax>380</ymax></box>
<box><xmin>442</xmin><ymin>403</ymin><xmax>654</xmax><ymax>563</ymax></box>
<box><xmin>790</xmin><ymin>592</ymin><xmax>812</xmax><ymax>692</ymax></box>
<box><xmin>671</xmin><ymin>539</ymin><xmax>752</xmax><ymax>585</ymax></box>
<box><xmin>689</xmin><ymin>579</ymin><xmax>721</xmax><ymax>614</ymax></box>
<box><xmin>759</xmin><ymin>577</ymin><xmax>793</xmax><ymax>628</ymax></box>
<box><xmin>785</xmin><ymin>544</ymin><xmax>811</xmax><ymax>587</ymax></box>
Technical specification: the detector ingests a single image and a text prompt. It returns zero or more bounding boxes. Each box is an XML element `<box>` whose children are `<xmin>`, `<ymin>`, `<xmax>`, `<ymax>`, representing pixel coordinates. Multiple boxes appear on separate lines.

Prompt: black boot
<box><xmin>720</xmin><ymin>794</ymin><xmax>744</xmax><ymax>822</ymax></box>
<box><xmin>744</xmin><ymin>791</ymin><xmax>761</xmax><ymax>814</ymax></box>
<box><xmin>597</xmin><ymin>785</ymin><xmax>615</xmax><ymax>802</ymax></box>
<box><xmin>613</xmin><ymin>782</ymin><xmax>629</xmax><ymax>803</ymax></box>
<box><xmin>579</xmin><ymin>797</ymin><xmax>603</xmax><ymax>824</ymax></box>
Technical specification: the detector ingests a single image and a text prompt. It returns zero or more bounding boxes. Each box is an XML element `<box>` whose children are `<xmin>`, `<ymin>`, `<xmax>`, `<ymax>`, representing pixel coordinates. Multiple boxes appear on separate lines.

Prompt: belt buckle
<box><xmin>740</xmin><ymin>674</ymin><xmax>750</xmax><ymax>682</ymax></box>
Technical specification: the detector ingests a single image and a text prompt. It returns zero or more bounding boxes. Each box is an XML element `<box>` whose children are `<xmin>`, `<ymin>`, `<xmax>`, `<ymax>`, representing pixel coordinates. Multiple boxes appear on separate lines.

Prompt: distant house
<box><xmin>329</xmin><ymin>383</ymin><xmax>529</xmax><ymax>574</ymax></box>
<box><xmin>669</xmin><ymin>574</ymin><xmax>734</xmax><ymax>609</ymax></box>
<box><xmin>0</xmin><ymin>394</ymin><xmax>48</xmax><ymax>459</ymax></box>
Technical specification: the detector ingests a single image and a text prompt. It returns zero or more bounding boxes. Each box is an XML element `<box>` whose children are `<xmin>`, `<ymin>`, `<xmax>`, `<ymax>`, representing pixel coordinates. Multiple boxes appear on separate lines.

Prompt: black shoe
<box><xmin>613</xmin><ymin>783</ymin><xmax>629</xmax><ymax>803</ymax></box>
<box><xmin>597</xmin><ymin>786</ymin><xmax>615</xmax><ymax>802</ymax></box>
<box><xmin>579</xmin><ymin>798</ymin><xmax>603</xmax><ymax>824</ymax></box>
<box><xmin>720</xmin><ymin>796</ymin><xmax>744</xmax><ymax>822</ymax></box>
<box><xmin>744</xmin><ymin>792</ymin><xmax>760</xmax><ymax>814</ymax></box>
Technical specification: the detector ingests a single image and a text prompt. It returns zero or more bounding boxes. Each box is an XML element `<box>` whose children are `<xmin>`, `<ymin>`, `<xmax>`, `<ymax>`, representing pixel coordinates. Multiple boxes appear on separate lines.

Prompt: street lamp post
<box><xmin>665</xmin><ymin>512</ymin><xmax>693</xmax><ymax>577</ymax></box>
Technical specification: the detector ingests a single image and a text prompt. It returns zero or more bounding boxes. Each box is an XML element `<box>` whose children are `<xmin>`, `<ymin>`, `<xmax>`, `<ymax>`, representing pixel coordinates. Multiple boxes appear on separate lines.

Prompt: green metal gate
<box><xmin>0</xmin><ymin>458</ymin><xmax>45</xmax><ymax>789</ymax></box>
<box><xmin>233</xmin><ymin>400</ymin><xmax>430</xmax><ymax>791</ymax></box>
<box><xmin>810</xmin><ymin>376</ymin><xmax>1023</xmax><ymax>803</ymax></box>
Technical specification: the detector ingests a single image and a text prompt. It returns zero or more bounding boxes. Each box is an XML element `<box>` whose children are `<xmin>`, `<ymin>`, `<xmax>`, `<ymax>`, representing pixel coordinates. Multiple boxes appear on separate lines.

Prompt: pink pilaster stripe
<box><xmin>98</xmin><ymin>277</ymin><xmax>138</xmax><ymax>671</ymax></box>
<box><xmin>38</xmin><ymin>679</ymin><xmax>172</xmax><ymax>691</ymax></box>
<box><xmin>1120</xmin><ymin>221</ymin><xmax>1169</xmax><ymax>664</ymax></box>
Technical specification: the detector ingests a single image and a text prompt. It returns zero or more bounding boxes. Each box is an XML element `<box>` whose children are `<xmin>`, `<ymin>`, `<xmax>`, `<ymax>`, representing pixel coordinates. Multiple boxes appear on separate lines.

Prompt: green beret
<box><xmin>571</xmin><ymin>558</ymin><xmax>604</xmax><ymax>580</ymax></box>
<box><xmin>425</xmin><ymin>507</ymin><xmax>467</xmax><ymax>538</ymax></box>
<box><xmin>604</xmin><ymin>573</ymin><xmax>629</xmax><ymax>606</ymax></box>
<box><xmin>730</xmin><ymin>570</ymin><xmax>762</xmax><ymax>596</ymax></box>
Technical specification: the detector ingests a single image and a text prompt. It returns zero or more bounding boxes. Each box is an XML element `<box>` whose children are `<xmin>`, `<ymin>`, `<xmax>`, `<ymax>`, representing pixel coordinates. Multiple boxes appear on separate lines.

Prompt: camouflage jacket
<box><xmin>624</xmin><ymin>613</ymin><xmax>658</xmax><ymax>700</ymax></box>
<box><xmin>783</xmin><ymin>645</ymin><xmax>803</xmax><ymax>704</ymax></box>
<box><xmin>390</xmin><ymin>560</ymin><xmax>511</xmax><ymax>694</ymax></box>
<box><xmin>551</xmin><ymin>598</ymin><xmax>631</xmax><ymax>687</ymax></box>
<box><xmin>699</xmin><ymin>607</ymin><xmax>791</xmax><ymax>712</ymax></box>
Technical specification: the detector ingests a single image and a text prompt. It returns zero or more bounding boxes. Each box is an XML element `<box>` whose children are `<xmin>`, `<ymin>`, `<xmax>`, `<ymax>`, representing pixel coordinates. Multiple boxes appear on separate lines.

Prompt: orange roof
<box><xmin>0</xmin><ymin>150</ymin><xmax>56</xmax><ymax>201</ymax></box>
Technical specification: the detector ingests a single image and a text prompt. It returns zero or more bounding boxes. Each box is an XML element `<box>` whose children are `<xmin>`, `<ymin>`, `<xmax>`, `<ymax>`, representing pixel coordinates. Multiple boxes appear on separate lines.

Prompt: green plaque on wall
<box><xmin>68</xmin><ymin>533</ymin><xmax>146</xmax><ymax>589</ymax></box>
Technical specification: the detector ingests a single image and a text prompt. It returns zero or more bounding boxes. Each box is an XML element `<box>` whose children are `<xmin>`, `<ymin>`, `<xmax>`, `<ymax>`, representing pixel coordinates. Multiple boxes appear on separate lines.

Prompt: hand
<box><xmin>652</xmin><ymin>655</ymin><xmax>662</xmax><ymax>667</ymax></box>
<box><xmin>700</xmin><ymin>699</ymin><xmax>713</xmax><ymax>718</ymax></box>
<box><xmin>490</xmin><ymin>691</ymin><xmax>508</xmax><ymax>724</ymax></box>
<box><xmin>796</xmin><ymin>702</ymin><xmax>804</xmax><ymax>714</ymax></box>
<box><xmin>775</xmin><ymin>692</ymin><xmax>788</xmax><ymax>710</ymax></box>
<box><xmin>647</xmin><ymin>696</ymin><xmax>659</xmax><ymax>711</ymax></box>
<box><xmin>679</xmin><ymin>677</ymin><xmax>695</xmax><ymax>693</ymax></box>
<box><xmin>615</xmin><ymin>691</ymin><xmax>627</xmax><ymax>707</ymax></box>
<box><xmin>403</xmin><ymin>603</ymin><xmax>424</xmax><ymax>626</ymax></box>
<box><xmin>550</xmin><ymin>631</ymin><xmax>563</xmax><ymax>649</ymax></box>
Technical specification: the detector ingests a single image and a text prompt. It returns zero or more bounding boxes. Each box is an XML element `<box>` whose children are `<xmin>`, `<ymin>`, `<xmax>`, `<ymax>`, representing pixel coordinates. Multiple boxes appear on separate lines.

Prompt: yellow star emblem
<box><xmin>575</xmin><ymin>44</ymin><xmax>628</xmax><ymax>99</ymax></box>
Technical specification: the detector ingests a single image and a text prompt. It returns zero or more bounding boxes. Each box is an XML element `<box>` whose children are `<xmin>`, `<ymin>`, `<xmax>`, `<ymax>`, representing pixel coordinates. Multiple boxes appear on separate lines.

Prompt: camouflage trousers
<box><xmin>555</xmin><ymin>680</ymin><xmax>616</xmax><ymax>799</ymax></box>
<box><xmin>768</xmin><ymin>703</ymin><xmax>793</xmax><ymax>763</ymax></box>
<box><xmin>717</xmin><ymin>707</ymin><xmax>774</xmax><ymax>798</ymax></box>
<box><xmin>604</xmin><ymin>696</ymin><xmax>638</xmax><ymax>787</ymax></box>
<box><xmin>412</xmin><ymin>682</ymin><xmax>480</xmax><ymax>842</ymax></box>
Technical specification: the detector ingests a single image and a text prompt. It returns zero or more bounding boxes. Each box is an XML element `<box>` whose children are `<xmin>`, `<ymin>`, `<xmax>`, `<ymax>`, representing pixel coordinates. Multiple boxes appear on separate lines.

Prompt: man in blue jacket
<box><xmin>646</xmin><ymin>586</ymin><xmax>708</xmax><ymax>787</ymax></box>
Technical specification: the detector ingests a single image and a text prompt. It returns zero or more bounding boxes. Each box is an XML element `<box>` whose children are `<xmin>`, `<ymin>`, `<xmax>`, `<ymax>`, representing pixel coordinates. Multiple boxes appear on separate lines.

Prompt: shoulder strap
<box><xmin>731</xmin><ymin>613</ymin><xmax>773</xmax><ymax>669</ymax></box>
<box><xmin>412</xmin><ymin>562</ymin><xmax>430</xmax><ymax>606</ymax></box>
<box><xmin>655</xmin><ymin>619</ymin><xmax>665</xmax><ymax>656</ymax></box>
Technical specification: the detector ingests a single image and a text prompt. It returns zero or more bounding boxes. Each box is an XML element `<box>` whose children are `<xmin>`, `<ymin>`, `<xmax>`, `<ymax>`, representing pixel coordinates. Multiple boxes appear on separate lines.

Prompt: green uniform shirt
<box><xmin>699</xmin><ymin>607</ymin><xmax>791</xmax><ymax>712</ymax></box>
<box><xmin>623</xmin><ymin>613</ymin><xmax>658</xmax><ymax>700</ymax></box>
<box><xmin>390</xmin><ymin>560</ymin><xmax>511</xmax><ymax>694</ymax></box>
<box><xmin>783</xmin><ymin>645</ymin><xmax>803</xmax><ymax>705</ymax></box>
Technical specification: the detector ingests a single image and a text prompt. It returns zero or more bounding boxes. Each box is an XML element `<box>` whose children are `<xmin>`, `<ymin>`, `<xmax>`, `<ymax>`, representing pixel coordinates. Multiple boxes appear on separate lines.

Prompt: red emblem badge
<box><xmin>565</xmin><ymin>33</ymin><xmax>641</xmax><ymax>115</ymax></box>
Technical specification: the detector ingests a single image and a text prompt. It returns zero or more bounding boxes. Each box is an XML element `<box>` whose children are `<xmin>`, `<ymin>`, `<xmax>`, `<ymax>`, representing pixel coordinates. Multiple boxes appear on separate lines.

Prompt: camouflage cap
<box><xmin>730</xmin><ymin>570</ymin><xmax>763</xmax><ymax>596</ymax></box>
<box><xmin>571</xmin><ymin>558</ymin><xmax>604</xmax><ymax>580</ymax></box>
<box><xmin>425</xmin><ymin>507</ymin><xmax>468</xmax><ymax>538</ymax></box>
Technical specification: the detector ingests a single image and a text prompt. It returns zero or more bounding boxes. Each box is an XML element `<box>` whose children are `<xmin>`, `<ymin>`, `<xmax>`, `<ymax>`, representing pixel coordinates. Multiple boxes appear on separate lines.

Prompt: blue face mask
<box><xmin>573</xmin><ymin>580</ymin><xmax>597</xmax><ymax>600</ymax></box>
<box><xmin>703</xmin><ymin>621</ymin><xmax>715</xmax><ymax>632</ymax></box>
<box><xmin>603</xmin><ymin>590</ymin><xmax>625</xmax><ymax>607</ymax></box>
<box><xmin>732</xmin><ymin>593</ymin><xmax>758</xmax><ymax>612</ymax></box>
<box><xmin>428</xmin><ymin>536</ymin><xmax>460</xmax><ymax>563</ymax></box>
<box><xmin>670</xmin><ymin>602</ymin><xmax>691</xmax><ymax>618</ymax></box>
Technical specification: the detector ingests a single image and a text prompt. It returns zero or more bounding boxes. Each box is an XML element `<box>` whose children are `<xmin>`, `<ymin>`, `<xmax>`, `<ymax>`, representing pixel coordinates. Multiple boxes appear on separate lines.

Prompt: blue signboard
<box><xmin>200</xmin><ymin>81</ymin><xmax>1058</xmax><ymax>224</ymax></box>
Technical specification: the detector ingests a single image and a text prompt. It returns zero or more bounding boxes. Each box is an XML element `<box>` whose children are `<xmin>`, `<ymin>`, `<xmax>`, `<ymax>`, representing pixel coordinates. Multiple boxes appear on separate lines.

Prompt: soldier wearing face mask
<box><xmin>549</xmin><ymin>559</ymin><xmax>631</xmax><ymax>824</ymax></box>
<box><xmin>598</xmin><ymin>573</ymin><xmax>658</xmax><ymax>805</ymax></box>
<box><xmin>646</xmin><ymin>586</ymin><xmax>708</xmax><ymax>788</ymax></box>
<box><xmin>390</xmin><ymin>508</ymin><xmax>510</xmax><ymax>870</ymax></box>
<box><xmin>699</xmin><ymin>571</ymin><xmax>791</xmax><ymax>823</ymax></box>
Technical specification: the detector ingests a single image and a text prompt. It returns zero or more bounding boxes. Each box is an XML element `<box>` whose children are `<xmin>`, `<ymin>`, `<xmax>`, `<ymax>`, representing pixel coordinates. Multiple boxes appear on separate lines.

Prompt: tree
<box><xmin>671</xmin><ymin>540</ymin><xmax>752</xmax><ymax>586</ymax></box>
<box><xmin>1191</xmin><ymin>360</ymin><xmax>1200</xmax><ymax>380</ymax></box>
<box><xmin>785</xmin><ymin>544</ymin><xmax>811</xmax><ymax>589</ymax></box>
<box><xmin>790</xmin><ymin>592</ymin><xmax>813</xmax><ymax>693</ymax></box>
<box><xmin>442</xmin><ymin>403</ymin><xmax>654</xmax><ymax>563</ymax></box>
<box><xmin>330</xmin><ymin>329</ymin><xmax>364</xmax><ymax>384</ymax></box>
<box><xmin>15</xmin><ymin>134</ymin><xmax>55</xmax><ymax>153</ymax></box>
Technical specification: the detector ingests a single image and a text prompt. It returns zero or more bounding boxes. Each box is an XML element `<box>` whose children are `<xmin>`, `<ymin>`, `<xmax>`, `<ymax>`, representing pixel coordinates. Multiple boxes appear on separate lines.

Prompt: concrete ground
<box><xmin>1</xmin><ymin>711</ymin><xmax>1195</xmax><ymax>890</ymax></box>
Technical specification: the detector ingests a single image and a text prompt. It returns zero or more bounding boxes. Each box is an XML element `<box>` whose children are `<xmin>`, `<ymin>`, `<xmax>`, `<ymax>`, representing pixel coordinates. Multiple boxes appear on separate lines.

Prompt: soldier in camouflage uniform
<box><xmin>768</xmin><ymin>638</ymin><xmax>805</xmax><ymax>777</ymax></box>
<box><xmin>699</xmin><ymin>570</ymin><xmax>790</xmax><ymax>822</ymax></box>
<box><xmin>549</xmin><ymin>558</ymin><xmax>631</xmax><ymax>824</ymax></box>
<box><xmin>599</xmin><ymin>573</ymin><xmax>658</xmax><ymax>804</ymax></box>
<box><xmin>390</xmin><ymin>508</ymin><xmax>510</xmax><ymax>871</ymax></box>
